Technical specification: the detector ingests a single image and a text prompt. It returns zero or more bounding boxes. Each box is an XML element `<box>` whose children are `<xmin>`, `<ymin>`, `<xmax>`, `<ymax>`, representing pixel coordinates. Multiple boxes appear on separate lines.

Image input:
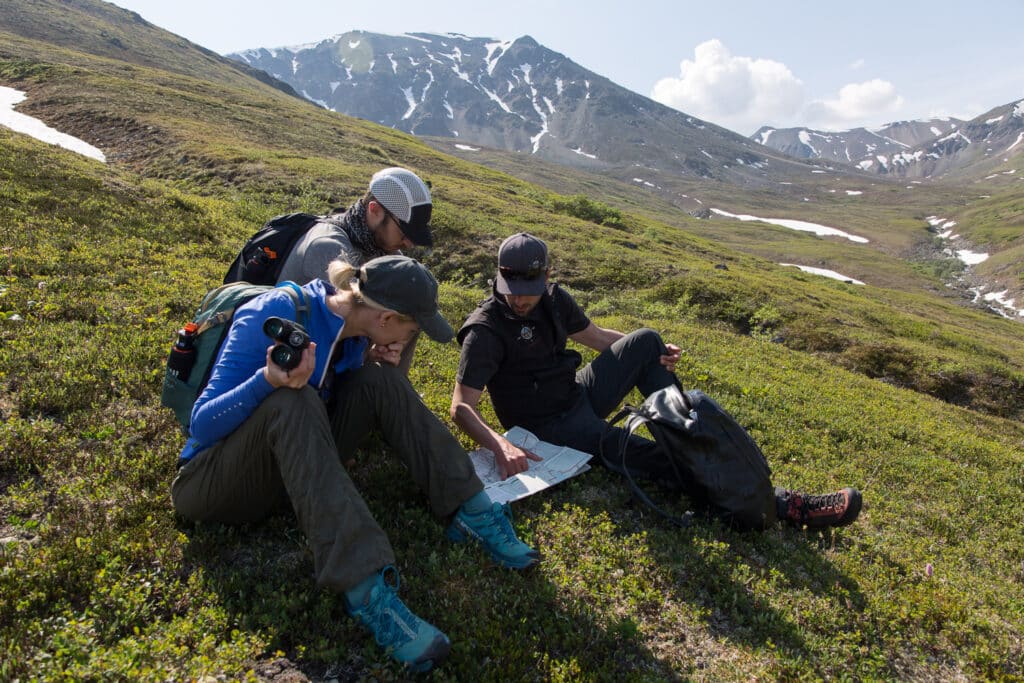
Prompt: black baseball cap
<box><xmin>495</xmin><ymin>232</ymin><xmax>549</xmax><ymax>296</ymax></box>
<box><xmin>359</xmin><ymin>255</ymin><xmax>453</xmax><ymax>342</ymax></box>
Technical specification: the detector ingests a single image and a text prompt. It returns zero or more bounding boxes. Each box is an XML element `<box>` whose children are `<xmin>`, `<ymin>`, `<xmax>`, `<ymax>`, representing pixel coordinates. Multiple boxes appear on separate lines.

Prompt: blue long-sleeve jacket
<box><xmin>177</xmin><ymin>279</ymin><xmax>368</xmax><ymax>464</ymax></box>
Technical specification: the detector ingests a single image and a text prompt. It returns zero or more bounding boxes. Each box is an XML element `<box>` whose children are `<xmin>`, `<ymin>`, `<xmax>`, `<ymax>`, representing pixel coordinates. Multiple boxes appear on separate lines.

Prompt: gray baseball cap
<box><xmin>369</xmin><ymin>167</ymin><xmax>433</xmax><ymax>247</ymax></box>
<box><xmin>359</xmin><ymin>255</ymin><xmax>453</xmax><ymax>342</ymax></box>
<box><xmin>495</xmin><ymin>232</ymin><xmax>549</xmax><ymax>296</ymax></box>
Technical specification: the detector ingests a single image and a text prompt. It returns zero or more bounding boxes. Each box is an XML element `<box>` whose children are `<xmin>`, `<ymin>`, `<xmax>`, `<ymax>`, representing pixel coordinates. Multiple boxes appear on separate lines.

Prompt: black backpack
<box><xmin>603</xmin><ymin>385</ymin><xmax>777</xmax><ymax>530</ymax></box>
<box><xmin>223</xmin><ymin>212</ymin><xmax>338</xmax><ymax>285</ymax></box>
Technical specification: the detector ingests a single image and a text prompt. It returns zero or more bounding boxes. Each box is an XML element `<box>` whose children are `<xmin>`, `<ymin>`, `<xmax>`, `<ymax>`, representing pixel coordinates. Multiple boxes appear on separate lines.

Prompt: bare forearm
<box><xmin>451</xmin><ymin>401</ymin><xmax>505</xmax><ymax>452</ymax></box>
<box><xmin>596</xmin><ymin>326</ymin><xmax>625</xmax><ymax>349</ymax></box>
<box><xmin>572</xmin><ymin>323</ymin><xmax>625</xmax><ymax>352</ymax></box>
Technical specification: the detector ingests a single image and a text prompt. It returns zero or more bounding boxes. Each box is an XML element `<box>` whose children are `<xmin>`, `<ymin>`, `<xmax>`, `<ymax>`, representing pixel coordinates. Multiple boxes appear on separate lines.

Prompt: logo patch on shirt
<box><xmin>518</xmin><ymin>325</ymin><xmax>534</xmax><ymax>341</ymax></box>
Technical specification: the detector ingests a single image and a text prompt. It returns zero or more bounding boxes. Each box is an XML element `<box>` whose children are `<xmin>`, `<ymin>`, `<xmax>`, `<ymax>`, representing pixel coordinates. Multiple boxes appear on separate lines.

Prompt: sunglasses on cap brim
<box><xmin>499</xmin><ymin>265</ymin><xmax>548</xmax><ymax>281</ymax></box>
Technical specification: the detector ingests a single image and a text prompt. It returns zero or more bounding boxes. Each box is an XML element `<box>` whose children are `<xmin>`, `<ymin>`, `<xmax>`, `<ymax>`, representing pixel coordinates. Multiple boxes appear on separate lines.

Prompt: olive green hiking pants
<box><xmin>171</xmin><ymin>363</ymin><xmax>483</xmax><ymax>592</ymax></box>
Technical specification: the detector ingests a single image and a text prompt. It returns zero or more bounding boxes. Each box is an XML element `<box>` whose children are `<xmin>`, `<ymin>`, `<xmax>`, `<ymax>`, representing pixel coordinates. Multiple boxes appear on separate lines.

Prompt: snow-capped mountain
<box><xmin>754</xmin><ymin>100</ymin><xmax>1024</xmax><ymax>179</ymax></box>
<box><xmin>875</xmin><ymin>99</ymin><xmax>1024</xmax><ymax>178</ymax></box>
<box><xmin>752</xmin><ymin>118</ymin><xmax>964</xmax><ymax>165</ymax></box>
<box><xmin>228</xmin><ymin>31</ymin><xmax>820</xmax><ymax>187</ymax></box>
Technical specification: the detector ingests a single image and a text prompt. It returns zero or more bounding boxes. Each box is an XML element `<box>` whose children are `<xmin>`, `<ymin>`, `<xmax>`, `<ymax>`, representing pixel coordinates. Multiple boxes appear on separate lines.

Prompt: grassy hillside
<box><xmin>0</xmin><ymin>0</ymin><xmax>301</xmax><ymax>96</ymax></box>
<box><xmin>5</xmin><ymin>43</ymin><xmax>1020</xmax><ymax>420</ymax></box>
<box><xmin>2</xmin><ymin>2</ymin><xmax>1023</xmax><ymax>680</ymax></box>
<box><xmin>433</xmin><ymin>135</ymin><xmax>1015</xmax><ymax>291</ymax></box>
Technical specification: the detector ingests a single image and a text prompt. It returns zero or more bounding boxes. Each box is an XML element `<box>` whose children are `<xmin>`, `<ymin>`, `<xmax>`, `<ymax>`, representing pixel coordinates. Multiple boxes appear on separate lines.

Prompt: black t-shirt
<box><xmin>457</xmin><ymin>287</ymin><xmax>589</xmax><ymax>389</ymax></box>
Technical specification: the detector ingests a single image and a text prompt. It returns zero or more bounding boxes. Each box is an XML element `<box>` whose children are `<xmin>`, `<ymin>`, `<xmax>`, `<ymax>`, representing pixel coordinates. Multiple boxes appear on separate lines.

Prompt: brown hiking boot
<box><xmin>777</xmin><ymin>487</ymin><xmax>862</xmax><ymax>529</ymax></box>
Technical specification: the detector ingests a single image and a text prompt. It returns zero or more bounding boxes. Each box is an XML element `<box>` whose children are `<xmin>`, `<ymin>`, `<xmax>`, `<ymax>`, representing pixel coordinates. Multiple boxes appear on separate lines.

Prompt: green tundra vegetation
<box><xmin>1</xmin><ymin>3</ymin><xmax>1022</xmax><ymax>680</ymax></box>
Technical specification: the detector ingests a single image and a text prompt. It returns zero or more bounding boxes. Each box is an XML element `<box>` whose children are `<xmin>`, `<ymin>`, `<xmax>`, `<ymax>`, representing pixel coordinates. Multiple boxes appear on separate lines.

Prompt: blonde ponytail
<box><xmin>327</xmin><ymin>260</ymin><xmax>359</xmax><ymax>292</ymax></box>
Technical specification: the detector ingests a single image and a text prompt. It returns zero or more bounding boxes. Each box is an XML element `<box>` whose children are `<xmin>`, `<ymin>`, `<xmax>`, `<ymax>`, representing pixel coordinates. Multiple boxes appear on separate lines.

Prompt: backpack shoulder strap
<box><xmin>602</xmin><ymin>406</ymin><xmax>694</xmax><ymax>528</ymax></box>
<box><xmin>194</xmin><ymin>282</ymin><xmax>271</xmax><ymax>335</ymax></box>
<box><xmin>277</xmin><ymin>280</ymin><xmax>310</xmax><ymax>326</ymax></box>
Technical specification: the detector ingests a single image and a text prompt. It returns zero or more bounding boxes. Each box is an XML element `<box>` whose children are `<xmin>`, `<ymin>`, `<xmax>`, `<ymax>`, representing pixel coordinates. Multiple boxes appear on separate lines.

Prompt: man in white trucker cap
<box><xmin>277</xmin><ymin>167</ymin><xmax>434</xmax><ymax>373</ymax></box>
<box><xmin>278</xmin><ymin>166</ymin><xmax>434</xmax><ymax>286</ymax></box>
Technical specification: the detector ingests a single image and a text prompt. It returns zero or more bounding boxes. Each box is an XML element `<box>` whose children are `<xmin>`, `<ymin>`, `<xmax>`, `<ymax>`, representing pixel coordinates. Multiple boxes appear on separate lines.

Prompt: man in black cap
<box><xmin>278</xmin><ymin>166</ymin><xmax>434</xmax><ymax>371</ymax></box>
<box><xmin>450</xmin><ymin>233</ymin><xmax>862</xmax><ymax>531</ymax></box>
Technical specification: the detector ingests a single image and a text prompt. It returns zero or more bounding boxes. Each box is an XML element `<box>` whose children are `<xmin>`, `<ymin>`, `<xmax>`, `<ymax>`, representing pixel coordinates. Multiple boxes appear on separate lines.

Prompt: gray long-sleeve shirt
<box><xmin>276</xmin><ymin>219</ymin><xmax>419</xmax><ymax>373</ymax></box>
<box><xmin>276</xmin><ymin>221</ymin><xmax>364</xmax><ymax>286</ymax></box>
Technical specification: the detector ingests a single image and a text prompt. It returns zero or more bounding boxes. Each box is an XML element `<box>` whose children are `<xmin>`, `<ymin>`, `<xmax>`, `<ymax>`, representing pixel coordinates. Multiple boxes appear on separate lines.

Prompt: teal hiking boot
<box><xmin>345</xmin><ymin>566</ymin><xmax>451</xmax><ymax>672</ymax></box>
<box><xmin>446</xmin><ymin>501</ymin><xmax>540</xmax><ymax>569</ymax></box>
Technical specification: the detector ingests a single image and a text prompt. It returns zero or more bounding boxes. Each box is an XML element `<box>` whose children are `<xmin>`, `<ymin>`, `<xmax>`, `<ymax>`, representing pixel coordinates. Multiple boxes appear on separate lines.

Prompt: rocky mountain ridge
<box><xmin>752</xmin><ymin>118</ymin><xmax>963</xmax><ymax>165</ymax></box>
<box><xmin>228</xmin><ymin>31</ymin><xmax>831</xmax><ymax>190</ymax></box>
<box><xmin>753</xmin><ymin>100</ymin><xmax>1024</xmax><ymax>179</ymax></box>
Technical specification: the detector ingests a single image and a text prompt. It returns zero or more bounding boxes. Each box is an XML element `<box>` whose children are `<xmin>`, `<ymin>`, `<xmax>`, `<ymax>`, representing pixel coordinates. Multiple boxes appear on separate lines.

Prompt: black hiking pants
<box><xmin>530</xmin><ymin>328</ymin><xmax>681</xmax><ymax>484</ymax></box>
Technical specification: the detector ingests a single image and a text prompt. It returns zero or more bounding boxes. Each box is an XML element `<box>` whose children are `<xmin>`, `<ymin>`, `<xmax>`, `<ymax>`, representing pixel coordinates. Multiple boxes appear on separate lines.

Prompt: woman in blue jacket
<box><xmin>171</xmin><ymin>255</ymin><xmax>537</xmax><ymax>673</ymax></box>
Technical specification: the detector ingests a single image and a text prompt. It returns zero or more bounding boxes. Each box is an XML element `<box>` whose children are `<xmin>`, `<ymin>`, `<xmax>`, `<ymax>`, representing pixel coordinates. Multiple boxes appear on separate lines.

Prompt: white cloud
<box><xmin>804</xmin><ymin>79</ymin><xmax>904</xmax><ymax>129</ymax></box>
<box><xmin>650</xmin><ymin>41</ymin><xmax>909</xmax><ymax>134</ymax></box>
<box><xmin>650</xmin><ymin>39</ymin><xmax>804</xmax><ymax>135</ymax></box>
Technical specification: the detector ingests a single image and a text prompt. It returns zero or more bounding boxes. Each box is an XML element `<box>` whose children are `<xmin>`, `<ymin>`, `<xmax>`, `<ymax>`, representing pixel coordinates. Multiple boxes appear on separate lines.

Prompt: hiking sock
<box><xmin>343</xmin><ymin>572</ymin><xmax>379</xmax><ymax>610</ymax></box>
<box><xmin>461</xmin><ymin>489</ymin><xmax>492</xmax><ymax>514</ymax></box>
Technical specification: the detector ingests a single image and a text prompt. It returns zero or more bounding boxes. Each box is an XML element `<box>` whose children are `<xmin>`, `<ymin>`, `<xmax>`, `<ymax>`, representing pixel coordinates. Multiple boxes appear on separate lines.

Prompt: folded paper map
<box><xmin>468</xmin><ymin>427</ymin><xmax>592</xmax><ymax>504</ymax></box>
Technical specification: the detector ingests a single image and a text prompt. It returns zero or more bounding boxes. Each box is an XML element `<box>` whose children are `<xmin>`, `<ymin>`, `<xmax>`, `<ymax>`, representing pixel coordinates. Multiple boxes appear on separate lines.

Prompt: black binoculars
<box><xmin>263</xmin><ymin>316</ymin><xmax>310</xmax><ymax>370</ymax></box>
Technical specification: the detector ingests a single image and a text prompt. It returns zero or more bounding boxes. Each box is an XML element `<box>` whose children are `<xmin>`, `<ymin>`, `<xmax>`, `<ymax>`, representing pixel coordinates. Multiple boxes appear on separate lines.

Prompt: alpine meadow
<box><xmin>1</xmin><ymin>1</ymin><xmax>1023</xmax><ymax>681</ymax></box>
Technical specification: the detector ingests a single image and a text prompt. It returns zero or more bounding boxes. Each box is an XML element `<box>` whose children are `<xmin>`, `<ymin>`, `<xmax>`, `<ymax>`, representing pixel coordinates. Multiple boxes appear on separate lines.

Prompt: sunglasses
<box><xmin>499</xmin><ymin>265</ymin><xmax>548</xmax><ymax>281</ymax></box>
<box><xmin>380</xmin><ymin>206</ymin><xmax>404</xmax><ymax>230</ymax></box>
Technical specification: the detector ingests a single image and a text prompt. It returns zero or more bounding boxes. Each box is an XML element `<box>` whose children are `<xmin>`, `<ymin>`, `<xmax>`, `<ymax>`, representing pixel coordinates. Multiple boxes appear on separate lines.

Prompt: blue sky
<box><xmin>110</xmin><ymin>0</ymin><xmax>1022</xmax><ymax>136</ymax></box>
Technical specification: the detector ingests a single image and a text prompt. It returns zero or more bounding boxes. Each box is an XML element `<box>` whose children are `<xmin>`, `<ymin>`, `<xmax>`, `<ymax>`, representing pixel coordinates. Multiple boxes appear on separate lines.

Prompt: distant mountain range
<box><xmin>229</xmin><ymin>32</ymin><xmax>1023</xmax><ymax>188</ymax></box>
<box><xmin>752</xmin><ymin>118</ymin><xmax>964</xmax><ymax>166</ymax></box>
<box><xmin>227</xmin><ymin>31</ymin><xmax>830</xmax><ymax>192</ymax></box>
<box><xmin>753</xmin><ymin>101</ymin><xmax>1024</xmax><ymax>179</ymax></box>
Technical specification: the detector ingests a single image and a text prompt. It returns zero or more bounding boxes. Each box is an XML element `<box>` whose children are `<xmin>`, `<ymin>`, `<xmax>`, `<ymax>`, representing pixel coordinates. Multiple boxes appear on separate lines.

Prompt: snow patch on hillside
<box><xmin>400</xmin><ymin>87</ymin><xmax>417</xmax><ymax>119</ymax></box>
<box><xmin>780</xmin><ymin>264</ymin><xmax>864</xmax><ymax>285</ymax></box>
<box><xmin>926</xmin><ymin>215</ymin><xmax>988</xmax><ymax>265</ymax></box>
<box><xmin>0</xmin><ymin>87</ymin><xmax>105</xmax><ymax>162</ymax></box>
<box><xmin>798</xmin><ymin>130</ymin><xmax>818</xmax><ymax>155</ymax></box>
<box><xmin>976</xmin><ymin>289</ymin><xmax>1023</xmax><ymax>318</ymax></box>
<box><xmin>711</xmin><ymin>208</ymin><xmax>869</xmax><ymax>243</ymax></box>
<box><xmin>302</xmin><ymin>90</ymin><xmax>329</xmax><ymax>109</ymax></box>
<box><xmin>956</xmin><ymin>249</ymin><xmax>988</xmax><ymax>265</ymax></box>
<box><xmin>485</xmin><ymin>41</ymin><xmax>512</xmax><ymax>75</ymax></box>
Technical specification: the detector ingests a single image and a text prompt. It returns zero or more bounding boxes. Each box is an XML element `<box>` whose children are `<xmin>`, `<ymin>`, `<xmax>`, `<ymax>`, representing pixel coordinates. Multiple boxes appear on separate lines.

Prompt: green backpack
<box><xmin>160</xmin><ymin>281</ymin><xmax>309</xmax><ymax>432</ymax></box>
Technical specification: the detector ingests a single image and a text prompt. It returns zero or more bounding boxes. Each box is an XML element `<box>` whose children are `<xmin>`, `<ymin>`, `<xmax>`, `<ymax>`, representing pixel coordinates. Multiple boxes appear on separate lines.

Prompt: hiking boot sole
<box><xmin>405</xmin><ymin>634</ymin><xmax>452</xmax><ymax>673</ymax></box>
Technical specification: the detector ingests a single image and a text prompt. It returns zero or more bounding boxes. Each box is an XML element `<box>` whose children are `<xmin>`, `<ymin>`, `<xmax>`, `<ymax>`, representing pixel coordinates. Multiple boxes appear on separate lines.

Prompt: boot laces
<box><xmin>358</xmin><ymin>568</ymin><xmax>420</xmax><ymax>648</ymax></box>
<box><xmin>478</xmin><ymin>503</ymin><xmax>518</xmax><ymax>545</ymax></box>
<box><xmin>803</xmin><ymin>491</ymin><xmax>845</xmax><ymax>513</ymax></box>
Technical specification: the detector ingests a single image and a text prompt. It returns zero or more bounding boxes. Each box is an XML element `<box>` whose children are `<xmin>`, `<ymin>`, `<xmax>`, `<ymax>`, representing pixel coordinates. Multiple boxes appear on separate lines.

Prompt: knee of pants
<box><xmin>262</xmin><ymin>384</ymin><xmax>323</xmax><ymax>413</ymax></box>
<box><xmin>624</xmin><ymin>328</ymin><xmax>666</xmax><ymax>356</ymax></box>
<box><xmin>337</xmin><ymin>362</ymin><xmax>414</xmax><ymax>398</ymax></box>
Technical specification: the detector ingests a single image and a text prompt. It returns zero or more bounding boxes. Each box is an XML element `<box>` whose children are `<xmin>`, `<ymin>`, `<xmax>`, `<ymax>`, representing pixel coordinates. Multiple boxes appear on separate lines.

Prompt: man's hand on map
<box><xmin>494</xmin><ymin>436</ymin><xmax>544</xmax><ymax>479</ymax></box>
